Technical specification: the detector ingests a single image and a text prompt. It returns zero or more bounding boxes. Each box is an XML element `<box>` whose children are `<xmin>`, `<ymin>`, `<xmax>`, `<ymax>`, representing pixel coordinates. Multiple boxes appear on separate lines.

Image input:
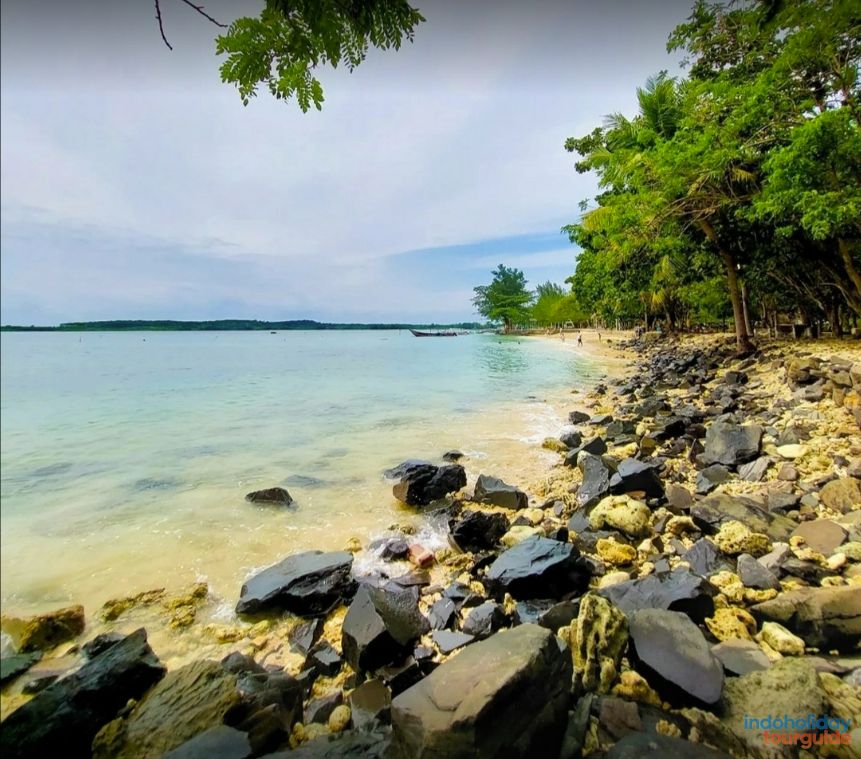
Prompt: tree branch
<box><xmin>155</xmin><ymin>0</ymin><xmax>226</xmax><ymax>51</ymax></box>
<box><xmin>178</xmin><ymin>0</ymin><xmax>227</xmax><ymax>28</ymax></box>
<box><xmin>154</xmin><ymin>0</ymin><xmax>173</xmax><ymax>49</ymax></box>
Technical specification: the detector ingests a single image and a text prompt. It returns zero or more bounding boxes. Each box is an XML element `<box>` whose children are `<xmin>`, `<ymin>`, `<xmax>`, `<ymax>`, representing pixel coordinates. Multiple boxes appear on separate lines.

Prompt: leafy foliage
<box><xmin>472</xmin><ymin>265</ymin><xmax>534</xmax><ymax>332</ymax></box>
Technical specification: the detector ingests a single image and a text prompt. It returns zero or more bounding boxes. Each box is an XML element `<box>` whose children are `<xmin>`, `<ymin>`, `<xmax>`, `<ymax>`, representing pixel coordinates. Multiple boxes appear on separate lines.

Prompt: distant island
<box><xmin>0</xmin><ymin>319</ymin><xmax>489</xmax><ymax>332</ymax></box>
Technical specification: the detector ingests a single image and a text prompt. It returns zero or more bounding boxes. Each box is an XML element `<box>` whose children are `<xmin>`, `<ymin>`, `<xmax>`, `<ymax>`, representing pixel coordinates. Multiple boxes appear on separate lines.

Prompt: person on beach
<box><xmin>577</xmin><ymin>331</ymin><xmax>583</xmax><ymax>347</ymax></box>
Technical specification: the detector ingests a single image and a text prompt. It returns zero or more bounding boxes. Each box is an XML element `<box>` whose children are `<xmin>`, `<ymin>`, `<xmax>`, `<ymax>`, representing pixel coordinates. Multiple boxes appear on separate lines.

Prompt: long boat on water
<box><xmin>409</xmin><ymin>328</ymin><xmax>458</xmax><ymax>337</ymax></box>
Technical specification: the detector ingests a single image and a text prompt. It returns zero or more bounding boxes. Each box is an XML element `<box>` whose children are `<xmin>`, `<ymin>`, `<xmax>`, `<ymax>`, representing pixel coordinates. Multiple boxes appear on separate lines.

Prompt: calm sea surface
<box><xmin>0</xmin><ymin>330</ymin><xmax>604</xmax><ymax>619</ymax></box>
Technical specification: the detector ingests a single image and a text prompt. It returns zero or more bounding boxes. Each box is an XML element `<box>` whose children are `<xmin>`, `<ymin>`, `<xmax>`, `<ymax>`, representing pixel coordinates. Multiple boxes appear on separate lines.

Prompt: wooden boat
<box><xmin>410</xmin><ymin>328</ymin><xmax>457</xmax><ymax>337</ymax></box>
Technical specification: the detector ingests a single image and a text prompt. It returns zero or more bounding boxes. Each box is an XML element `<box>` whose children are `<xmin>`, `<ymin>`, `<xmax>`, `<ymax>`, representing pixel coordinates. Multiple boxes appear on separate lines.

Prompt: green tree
<box><xmin>215</xmin><ymin>0</ymin><xmax>425</xmax><ymax>110</ymax></box>
<box><xmin>472</xmin><ymin>265</ymin><xmax>534</xmax><ymax>333</ymax></box>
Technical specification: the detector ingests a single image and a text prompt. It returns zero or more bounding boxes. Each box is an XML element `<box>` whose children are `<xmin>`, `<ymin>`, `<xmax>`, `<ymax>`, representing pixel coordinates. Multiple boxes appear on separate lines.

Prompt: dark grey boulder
<box><xmin>609</xmin><ymin>459</ymin><xmax>665</xmax><ymax>499</ymax></box>
<box><xmin>82</xmin><ymin>632</ymin><xmax>125</xmax><ymax>659</ymax></box>
<box><xmin>304</xmin><ymin>692</ymin><xmax>343</xmax><ymax>724</ymax></box>
<box><xmin>341</xmin><ymin>584</ymin><xmax>429</xmax><ymax>673</ymax></box>
<box><xmin>695</xmin><ymin>464</ymin><xmax>730</xmax><ymax>495</ymax></box>
<box><xmin>163</xmin><ymin>726</ymin><xmax>252</xmax><ymax>759</ymax></box>
<box><xmin>691</xmin><ymin>494</ymin><xmax>795</xmax><ymax>542</ymax></box>
<box><xmin>607</xmin><ymin>733</ymin><xmax>731</xmax><ymax>759</ymax></box>
<box><xmin>750</xmin><ymin>586</ymin><xmax>861</xmax><ymax>652</ymax></box>
<box><xmin>442</xmin><ymin>450</ymin><xmax>464</xmax><ymax>462</ymax></box>
<box><xmin>0</xmin><ymin>651</ymin><xmax>42</xmax><ymax>685</ymax></box>
<box><xmin>701</xmin><ymin>421</ymin><xmax>762</xmax><ymax>467</ymax></box>
<box><xmin>682</xmin><ymin>538</ymin><xmax>731</xmax><ymax>578</ymax></box>
<box><xmin>628</xmin><ymin>609</ymin><xmax>724</xmax><ymax>706</ymax></box>
<box><xmin>427</xmin><ymin>598</ymin><xmax>456</xmax><ymax>630</ymax></box>
<box><xmin>564</xmin><ymin>437</ymin><xmax>608</xmax><ymax>468</ymax></box>
<box><xmin>711</xmin><ymin>639</ymin><xmax>771</xmax><ymax>677</ymax></box>
<box><xmin>305</xmin><ymin>642</ymin><xmax>342</xmax><ymax>677</ymax></box>
<box><xmin>392</xmin><ymin>625</ymin><xmax>571</xmax><ymax>758</ymax></box>
<box><xmin>738</xmin><ymin>456</ymin><xmax>770</xmax><ymax>482</ymax></box>
<box><xmin>236</xmin><ymin>551</ymin><xmax>354</xmax><ymax>617</ymax></box>
<box><xmin>461</xmin><ymin>601</ymin><xmax>506</xmax><ymax>639</ymax></box>
<box><xmin>485</xmin><ymin>536</ymin><xmax>591</xmax><ymax>601</ymax></box>
<box><xmin>449</xmin><ymin>510</ymin><xmax>509</xmax><ymax>552</ymax></box>
<box><xmin>246</xmin><ymin>487</ymin><xmax>294</xmax><ymax>506</ymax></box>
<box><xmin>559</xmin><ymin>429</ymin><xmax>583</xmax><ymax>449</ymax></box>
<box><xmin>472</xmin><ymin>474</ymin><xmax>528</xmax><ymax>510</ymax></box>
<box><xmin>513</xmin><ymin>599</ymin><xmax>579</xmax><ymax>630</ymax></box>
<box><xmin>575</xmin><ymin>452</ymin><xmax>614</xmax><ymax>507</ymax></box>
<box><xmin>288</xmin><ymin>619</ymin><xmax>324</xmax><ymax>656</ymax></box>
<box><xmin>393</xmin><ymin>464</ymin><xmax>466</xmax><ymax>506</ymax></box>
<box><xmin>0</xmin><ymin>628</ymin><xmax>165</xmax><ymax>759</ymax></box>
<box><xmin>569</xmin><ymin>410</ymin><xmax>591</xmax><ymax>424</ymax></box>
<box><xmin>383</xmin><ymin>460</ymin><xmax>434</xmax><ymax>480</ymax></box>
<box><xmin>736</xmin><ymin>553</ymin><xmax>779</xmax><ymax>591</ymax></box>
<box><xmin>597</xmin><ymin>567</ymin><xmax>717</xmax><ymax>623</ymax></box>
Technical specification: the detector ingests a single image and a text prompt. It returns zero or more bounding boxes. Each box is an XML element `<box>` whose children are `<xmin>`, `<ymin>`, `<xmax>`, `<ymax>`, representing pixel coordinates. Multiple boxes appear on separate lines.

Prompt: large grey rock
<box><xmin>393</xmin><ymin>464</ymin><xmax>466</xmax><ymax>506</ymax></box>
<box><xmin>819</xmin><ymin>477</ymin><xmax>861</xmax><ymax>513</ymax></box>
<box><xmin>473</xmin><ymin>474</ymin><xmax>528</xmax><ymax>510</ymax></box>
<box><xmin>750</xmin><ymin>586</ymin><xmax>861</xmax><ymax>652</ymax></box>
<box><xmin>628</xmin><ymin>609</ymin><xmax>724</xmax><ymax>706</ymax></box>
<box><xmin>791</xmin><ymin>519</ymin><xmax>848</xmax><ymax>555</ymax></box>
<box><xmin>391</xmin><ymin>625</ymin><xmax>571</xmax><ymax>758</ymax></box>
<box><xmin>163</xmin><ymin>726</ymin><xmax>252</xmax><ymax>759</ymax></box>
<box><xmin>701</xmin><ymin>422</ymin><xmax>762</xmax><ymax>467</ymax></box>
<box><xmin>736</xmin><ymin>554</ymin><xmax>780</xmax><ymax>591</ymax></box>
<box><xmin>597</xmin><ymin>567</ymin><xmax>717</xmax><ymax>623</ymax></box>
<box><xmin>0</xmin><ymin>651</ymin><xmax>42</xmax><ymax>685</ymax></box>
<box><xmin>246</xmin><ymin>487</ymin><xmax>294</xmax><ymax>506</ymax></box>
<box><xmin>607</xmin><ymin>733</ymin><xmax>731</xmax><ymax>759</ymax></box>
<box><xmin>691</xmin><ymin>494</ymin><xmax>795</xmax><ymax>542</ymax></box>
<box><xmin>485</xmin><ymin>536</ymin><xmax>591</xmax><ymax>600</ymax></box>
<box><xmin>341</xmin><ymin>584</ymin><xmax>429</xmax><ymax>673</ymax></box>
<box><xmin>609</xmin><ymin>459</ymin><xmax>664</xmax><ymax>499</ymax></box>
<box><xmin>449</xmin><ymin>510</ymin><xmax>509</xmax><ymax>552</ymax></box>
<box><xmin>711</xmin><ymin>639</ymin><xmax>771</xmax><ymax>677</ymax></box>
<box><xmin>0</xmin><ymin>628</ymin><xmax>165</xmax><ymax>759</ymax></box>
<box><xmin>236</xmin><ymin>551</ymin><xmax>354</xmax><ymax>616</ymax></box>
<box><xmin>575</xmin><ymin>452</ymin><xmax>613</xmax><ymax>507</ymax></box>
<box><xmin>682</xmin><ymin>539</ymin><xmax>732</xmax><ymax>578</ymax></box>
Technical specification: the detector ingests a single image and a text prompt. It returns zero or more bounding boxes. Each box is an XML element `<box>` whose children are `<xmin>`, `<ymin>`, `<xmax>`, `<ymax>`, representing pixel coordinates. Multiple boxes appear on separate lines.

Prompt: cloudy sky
<box><xmin>1</xmin><ymin>0</ymin><xmax>691</xmax><ymax>324</ymax></box>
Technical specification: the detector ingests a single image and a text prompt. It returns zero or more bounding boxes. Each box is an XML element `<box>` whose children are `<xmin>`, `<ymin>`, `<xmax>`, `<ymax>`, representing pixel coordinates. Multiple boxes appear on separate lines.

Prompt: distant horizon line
<box><xmin>0</xmin><ymin>318</ymin><xmax>491</xmax><ymax>332</ymax></box>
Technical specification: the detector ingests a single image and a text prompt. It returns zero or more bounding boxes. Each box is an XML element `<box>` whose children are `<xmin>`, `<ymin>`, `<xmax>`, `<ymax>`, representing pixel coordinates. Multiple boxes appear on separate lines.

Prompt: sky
<box><xmin>0</xmin><ymin>0</ymin><xmax>691</xmax><ymax>324</ymax></box>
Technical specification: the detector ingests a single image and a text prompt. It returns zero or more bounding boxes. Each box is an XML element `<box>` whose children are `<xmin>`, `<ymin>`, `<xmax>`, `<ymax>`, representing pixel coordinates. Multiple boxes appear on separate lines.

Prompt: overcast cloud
<box><xmin>1</xmin><ymin>0</ymin><xmax>691</xmax><ymax>324</ymax></box>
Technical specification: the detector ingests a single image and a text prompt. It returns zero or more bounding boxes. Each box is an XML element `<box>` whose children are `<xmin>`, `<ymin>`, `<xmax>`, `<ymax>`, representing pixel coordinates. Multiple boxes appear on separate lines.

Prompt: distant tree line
<box><xmin>0</xmin><ymin>319</ymin><xmax>488</xmax><ymax>332</ymax></box>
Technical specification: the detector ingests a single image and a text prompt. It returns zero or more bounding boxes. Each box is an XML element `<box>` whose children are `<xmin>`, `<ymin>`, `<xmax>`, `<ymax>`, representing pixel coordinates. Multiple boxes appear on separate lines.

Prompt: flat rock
<box><xmin>0</xmin><ymin>628</ymin><xmax>165</xmax><ymax>759</ymax></box>
<box><xmin>383</xmin><ymin>460</ymin><xmax>434</xmax><ymax>480</ymax></box>
<box><xmin>791</xmin><ymin>519</ymin><xmax>847</xmax><ymax>555</ymax></box>
<box><xmin>701</xmin><ymin>421</ymin><xmax>762</xmax><ymax>467</ymax></box>
<box><xmin>737</xmin><ymin>456</ymin><xmax>770</xmax><ymax>482</ymax></box>
<box><xmin>461</xmin><ymin>601</ymin><xmax>506</xmax><ymax>639</ymax></box>
<box><xmin>575</xmin><ymin>452</ymin><xmax>614</xmax><ymax>507</ymax></box>
<box><xmin>691</xmin><ymin>493</ymin><xmax>795</xmax><ymax>542</ymax></box>
<box><xmin>736</xmin><ymin>553</ymin><xmax>780</xmax><ymax>591</ymax></box>
<box><xmin>1</xmin><ymin>605</ymin><xmax>85</xmax><ymax>653</ymax></box>
<box><xmin>750</xmin><ymin>586</ymin><xmax>861</xmax><ymax>652</ymax></box>
<box><xmin>628</xmin><ymin>609</ymin><xmax>724</xmax><ymax>706</ymax></box>
<box><xmin>236</xmin><ymin>551</ymin><xmax>354</xmax><ymax>617</ymax></box>
<box><xmin>711</xmin><ymin>639</ymin><xmax>771</xmax><ymax>676</ymax></box>
<box><xmin>391</xmin><ymin>625</ymin><xmax>571</xmax><ymax>758</ymax></box>
<box><xmin>449</xmin><ymin>510</ymin><xmax>509</xmax><ymax>552</ymax></box>
<box><xmin>597</xmin><ymin>567</ymin><xmax>717</xmax><ymax>624</ymax></box>
<box><xmin>342</xmin><ymin>584</ymin><xmax>429</xmax><ymax>673</ymax></box>
<box><xmin>819</xmin><ymin>477</ymin><xmax>861</xmax><ymax>513</ymax></box>
<box><xmin>606</xmin><ymin>733</ymin><xmax>731</xmax><ymax>759</ymax></box>
<box><xmin>473</xmin><ymin>474</ymin><xmax>528</xmax><ymax>510</ymax></box>
<box><xmin>162</xmin><ymin>726</ymin><xmax>252</xmax><ymax>759</ymax></box>
<box><xmin>682</xmin><ymin>538</ymin><xmax>731</xmax><ymax>577</ymax></box>
<box><xmin>430</xmin><ymin>630</ymin><xmax>474</xmax><ymax>653</ymax></box>
<box><xmin>484</xmin><ymin>536</ymin><xmax>591</xmax><ymax>600</ymax></box>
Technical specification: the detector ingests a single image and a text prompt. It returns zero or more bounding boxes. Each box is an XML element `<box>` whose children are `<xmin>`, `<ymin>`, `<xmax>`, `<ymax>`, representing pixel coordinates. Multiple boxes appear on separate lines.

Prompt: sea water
<box><xmin>0</xmin><ymin>330</ymin><xmax>604</xmax><ymax>618</ymax></box>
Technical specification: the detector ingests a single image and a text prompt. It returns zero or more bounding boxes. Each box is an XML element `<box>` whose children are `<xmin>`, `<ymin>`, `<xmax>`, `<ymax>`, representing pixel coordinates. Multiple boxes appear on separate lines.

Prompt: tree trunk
<box><xmin>698</xmin><ymin>219</ymin><xmax>754</xmax><ymax>353</ymax></box>
<box><xmin>838</xmin><ymin>238</ymin><xmax>861</xmax><ymax>307</ymax></box>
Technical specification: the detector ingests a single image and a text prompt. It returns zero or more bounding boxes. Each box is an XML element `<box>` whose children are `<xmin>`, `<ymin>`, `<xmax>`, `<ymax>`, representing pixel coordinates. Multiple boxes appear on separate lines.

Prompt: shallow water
<box><xmin>0</xmin><ymin>330</ymin><xmax>605</xmax><ymax>619</ymax></box>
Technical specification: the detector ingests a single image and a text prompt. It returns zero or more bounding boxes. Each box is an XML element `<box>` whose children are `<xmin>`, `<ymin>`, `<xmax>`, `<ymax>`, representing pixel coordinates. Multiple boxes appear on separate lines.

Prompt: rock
<box><xmin>776</xmin><ymin>443</ymin><xmax>807</xmax><ymax>459</ymax></box>
<box><xmin>350</xmin><ymin>679</ymin><xmax>392</xmax><ymax>730</ymax></box>
<box><xmin>543</xmin><ymin>437</ymin><xmax>569</xmax><ymax>454</ymax></box>
<box><xmin>564</xmin><ymin>437</ymin><xmax>609</xmax><ymax>468</ymax></box>
<box><xmin>606</xmin><ymin>733</ymin><xmax>731</xmax><ymax>759</ymax></box>
<box><xmin>682</xmin><ymin>539</ymin><xmax>731</xmax><ymax>577</ymax></box>
<box><xmin>711</xmin><ymin>639</ymin><xmax>771</xmax><ymax>676</ymax></box>
<box><xmin>449</xmin><ymin>510</ymin><xmax>509</xmax><ymax>552</ymax></box>
<box><xmin>82</xmin><ymin>632</ymin><xmax>126</xmax><ymax>659</ymax></box>
<box><xmin>737</xmin><ymin>456</ymin><xmax>770</xmax><ymax>482</ymax></box>
<box><xmin>236</xmin><ymin>550</ymin><xmax>354</xmax><ymax>617</ymax></box>
<box><xmin>598</xmin><ymin>567</ymin><xmax>717</xmax><ymax>624</ymax></box>
<box><xmin>589</xmin><ymin>495</ymin><xmax>652</xmax><ymax>538</ymax></box>
<box><xmin>0</xmin><ymin>651</ymin><xmax>42</xmax><ymax>684</ymax></box>
<box><xmin>0</xmin><ymin>629</ymin><xmax>165</xmax><ymax>759</ymax></box>
<box><xmin>245</xmin><ymin>487</ymin><xmax>294</xmax><ymax>505</ymax></box>
<box><xmin>735</xmin><ymin>554</ymin><xmax>779</xmax><ymax>591</ymax></box>
<box><xmin>305</xmin><ymin>642</ymin><xmax>342</xmax><ymax>677</ymax></box>
<box><xmin>569</xmin><ymin>410</ymin><xmax>591</xmax><ymax>424</ymax></box>
<box><xmin>427</xmin><ymin>598</ymin><xmax>456</xmax><ymax>630</ymax></box>
<box><xmin>461</xmin><ymin>602</ymin><xmax>506</xmax><ymax>639</ymax></box>
<box><xmin>391</xmin><ymin>625</ymin><xmax>571</xmax><ymax>758</ymax></box>
<box><xmin>407</xmin><ymin>544</ymin><xmax>434</xmax><ymax>568</ymax></box>
<box><xmin>560</xmin><ymin>428</ymin><xmax>583</xmax><ymax>449</ymax></box>
<box><xmin>484</xmin><ymin>536</ymin><xmax>591</xmax><ymax>600</ymax></box>
<box><xmin>289</xmin><ymin>619</ymin><xmax>323</xmax><ymax>656</ymax></box>
<box><xmin>628</xmin><ymin>609</ymin><xmax>724</xmax><ymax>706</ymax></box>
<box><xmin>791</xmin><ymin>519</ymin><xmax>847</xmax><ymax>554</ymax></box>
<box><xmin>327</xmin><ymin>704</ymin><xmax>352</xmax><ymax>732</ymax></box>
<box><xmin>759</xmin><ymin>621</ymin><xmax>805</xmax><ymax>655</ymax></box>
<box><xmin>597</xmin><ymin>538</ymin><xmax>637</xmax><ymax>566</ymax></box>
<box><xmin>472</xmin><ymin>474</ymin><xmax>528</xmax><ymax>510</ymax></box>
<box><xmin>91</xmin><ymin>659</ymin><xmax>244</xmax><ymax>759</ymax></box>
<box><xmin>704</xmin><ymin>607</ymin><xmax>756</xmax><ymax>642</ymax></box>
<box><xmin>305</xmin><ymin>692</ymin><xmax>344</xmax><ymax>725</ymax></box>
<box><xmin>691</xmin><ymin>493</ymin><xmax>795</xmax><ymax>542</ymax></box>
<box><xmin>513</xmin><ymin>599</ymin><xmax>578</xmax><ymax>630</ymax></box>
<box><xmin>430</xmin><ymin>630</ymin><xmax>474</xmax><ymax>653</ymax></box>
<box><xmin>713</xmin><ymin>521</ymin><xmax>771</xmax><ymax>557</ymax></box>
<box><xmin>393</xmin><ymin>464</ymin><xmax>467</xmax><ymax>506</ymax></box>
<box><xmin>776</xmin><ymin>463</ymin><xmax>798</xmax><ymax>481</ymax></box>
<box><xmin>501</xmin><ymin>525</ymin><xmax>543</xmax><ymax>547</ymax></box>
<box><xmin>820</xmin><ymin>477</ymin><xmax>861</xmax><ymax>513</ymax></box>
<box><xmin>695</xmin><ymin>464</ymin><xmax>730</xmax><ymax>495</ymax></box>
<box><xmin>1</xmin><ymin>605</ymin><xmax>85</xmax><ymax>653</ymax></box>
<box><xmin>701</xmin><ymin>421</ymin><xmax>762</xmax><ymax>467</ymax></box>
<box><xmin>442</xmin><ymin>450</ymin><xmax>464</xmax><ymax>462</ymax></box>
<box><xmin>341</xmin><ymin>584</ymin><xmax>429</xmax><ymax>673</ymax></box>
<box><xmin>162</xmin><ymin>726</ymin><xmax>252</xmax><ymax>759</ymax></box>
<box><xmin>609</xmin><ymin>459</ymin><xmax>664</xmax><ymax>499</ymax></box>
<box><xmin>575</xmin><ymin>452</ymin><xmax>614</xmax><ymax>506</ymax></box>
<box><xmin>570</xmin><ymin>594</ymin><xmax>628</xmax><ymax>694</ymax></box>
<box><xmin>750</xmin><ymin>586</ymin><xmax>861</xmax><ymax>652</ymax></box>
<box><xmin>666</xmin><ymin>485</ymin><xmax>693</xmax><ymax>511</ymax></box>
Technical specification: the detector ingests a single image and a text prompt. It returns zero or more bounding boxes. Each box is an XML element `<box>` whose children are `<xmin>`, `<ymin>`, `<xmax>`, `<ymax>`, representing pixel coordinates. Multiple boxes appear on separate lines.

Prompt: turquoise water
<box><xmin>0</xmin><ymin>330</ymin><xmax>603</xmax><ymax>617</ymax></box>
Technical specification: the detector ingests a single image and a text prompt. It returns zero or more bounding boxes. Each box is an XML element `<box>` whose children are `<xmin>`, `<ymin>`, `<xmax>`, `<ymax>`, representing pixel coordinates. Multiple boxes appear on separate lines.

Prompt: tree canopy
<box><xmin>563</xmin><ymin>0</ymin><xmax>861</xmax><ymax>351</ymax></box>
<box><xmin>472</xmin><ymin>265</ymin><xmax>534</xmax><ymax>332</ymax></box>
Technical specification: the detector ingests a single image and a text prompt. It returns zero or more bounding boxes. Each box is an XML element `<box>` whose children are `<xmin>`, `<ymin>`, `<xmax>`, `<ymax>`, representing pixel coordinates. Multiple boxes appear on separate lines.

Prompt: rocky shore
<box><xmin>2</xmin><ymin>335</ymin><xmax>860</xmax><ymax>758</ymax></box>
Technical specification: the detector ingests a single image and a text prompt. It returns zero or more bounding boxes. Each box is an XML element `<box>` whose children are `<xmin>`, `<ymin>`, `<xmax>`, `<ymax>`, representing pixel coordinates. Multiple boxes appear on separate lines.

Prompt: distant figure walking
<box><xmin>577</xmin><ymin>331</ymin><xmax>583</xmax><ymax>347</ymax></box>
<box><xmin>597</xmin><ymin>331</ymin><xmax>602</xmax><ymax>342</ymax></box>
<box><xmin>561</xmin><ymin>331</ymin><xmax>565</xmax><ymax>342</ymax></box>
